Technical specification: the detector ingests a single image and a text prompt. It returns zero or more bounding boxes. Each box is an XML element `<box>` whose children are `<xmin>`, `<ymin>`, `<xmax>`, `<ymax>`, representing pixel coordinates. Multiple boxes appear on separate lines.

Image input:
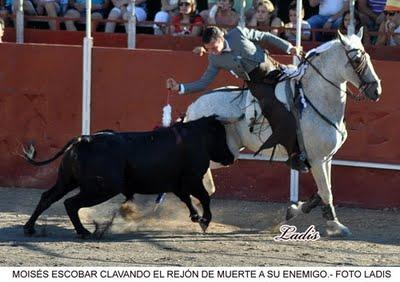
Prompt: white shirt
<box><xmin>319</xmin><ymin>0</ymin><xmax>345</xmax><ymax>17</ymax></box>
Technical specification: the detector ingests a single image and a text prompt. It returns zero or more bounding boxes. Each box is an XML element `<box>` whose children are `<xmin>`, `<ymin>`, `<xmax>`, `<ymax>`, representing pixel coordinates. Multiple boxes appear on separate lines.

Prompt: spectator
<box><xmin>358</xmin><ymin>0</ymin><xmax>387</xmax><ymax>30</ymax></box>
<box><xmin>303</xmin><ymin>0</ymin><xmax>319</xmax><ymax>19</ymax></box>
<box><xmin>339</xmin><ymin>10</ymin><xmax>371</xmax><ymax>45</ymax></box>
<box><xmin>307</xmin><ymin>0</ymin><xmax>349</xmax><ymax>41</ymax></box>
<box><xmin>233</xmin><ymin>0</ymin><xmax>252</xmax><ymax>15</ymax></box>
<box><xmin>376</xmin><ymin>7</ymin><xmax>400</xmax><ymax>45</ymax></box>
<box><xmin>248</xmin><ymin>0</ymin><xmax>283</xmax><ymax>36</ymax></box>
<box><xmin>196</xmin><ymin>0</ymin><xmax>209</xmax><ymax>12</ymax></box>
<box><xmin>247</xmin><ymin>1</ymin><xmax>319</xmax><ymax>25</ymax></box>
<box><xmin>170</xmin><ymin>0</ymin><xmax>204</xmax><ymax>36</ymax></box>
<box><xmin>1</xmin><ymin>1</ymin><xmax>9</xmax><ymax>18</ymax></box>
<box><xmin>11</xmin><ymin>0</ymin><xmax>38</xmax><ymax>16</ymax></box>
<box><xmin>153</xmin><ymin>0</ymin><xmax>179</xmax><ymax>35</ymax></box>
<box><xmin>105</xmin><ymin>0</ymin><xmax>147</xmax><ymax>33</ymax></box>
<box><xmin>201</xmin><ymin>0</ymin><xmax>240</xmax><ymax>27</ymax></box>
<box><xmin>36</xmin><ymin>0</ymin><xmax>61</xmax><ymax>30</ymax></box>
<box><xmin>64</xmin><ymin>0</ymin><xmax>110</xmax><ymax>31</ymax></box>
<box><xmin>273</xmin><ymin>0</ymin><xmax>291</xmax><ymax>23</ymax></box>
<box><xmin>245</xmin><ymin>0</ymin><xmax>259</xmax><ymax>22</ymax></box>
<box><xmin>284</xmin><ymin>2</ymin><xmax>311</xmax><ymax>41</ymax></box>
<box><xmin>0</xmin><ymin>17</ymin><xmax>4</xmax><ymax>42</ymax></box>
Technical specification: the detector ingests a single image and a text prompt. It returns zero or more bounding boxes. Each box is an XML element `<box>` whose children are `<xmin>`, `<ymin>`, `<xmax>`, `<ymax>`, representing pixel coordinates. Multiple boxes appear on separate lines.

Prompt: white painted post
<box><xmin>348</xmin><ymin>0</ymin><xmax>355</xmax><ymax>35</ymax></box>
<box><xmin>289</xmin><ymin>0</ymin><xmax>304</xmax><ymax>203</ymax></box>
<box><xmin>82</xmin><ymin>0</ymin><xmax>93</xmax><ymax>135</ymax></box>
<box><xmin>16</xmin><ymin>0</ymin><xmax>24</xmax><ymax>43</ymax></box>
<box><xmin>239</xmin><ymin>0</ymin><xmax>246</xmax><ymax>28</ymax></box>
<box><xmin>128</xmin><ymin>0</ymin><xmax>136</xmax><ymax>49</ymax></box>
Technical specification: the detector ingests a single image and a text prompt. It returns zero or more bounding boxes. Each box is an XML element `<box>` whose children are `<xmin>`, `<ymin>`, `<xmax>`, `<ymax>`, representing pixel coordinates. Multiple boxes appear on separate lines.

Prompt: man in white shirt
<box><xmin>307</xmin><ymin>0</ymin><xmax>349</xmax><ymax>40</ymax></box>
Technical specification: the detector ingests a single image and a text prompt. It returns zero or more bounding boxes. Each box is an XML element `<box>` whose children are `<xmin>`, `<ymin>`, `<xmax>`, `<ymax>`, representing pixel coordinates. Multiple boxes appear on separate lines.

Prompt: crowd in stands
<box><xmin>0</xmin><ymin>0</ymin><xmax>399</xmax><ymax>46</ymax></box>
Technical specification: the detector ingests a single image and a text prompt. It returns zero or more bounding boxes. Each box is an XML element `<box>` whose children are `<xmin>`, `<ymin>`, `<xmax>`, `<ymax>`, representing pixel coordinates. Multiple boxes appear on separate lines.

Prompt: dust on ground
<box><xmin>0</xmin><ymin>187</ymin><xmax>398</xmax><ymax>267</ymax></box>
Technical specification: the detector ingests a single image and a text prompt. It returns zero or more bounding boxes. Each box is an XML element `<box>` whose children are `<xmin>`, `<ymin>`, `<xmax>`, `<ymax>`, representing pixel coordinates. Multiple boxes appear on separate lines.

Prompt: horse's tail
<box><xmin>23</xmin><ymin>137</ymin><xmax>80</xmax><ymax>166</ymax></box>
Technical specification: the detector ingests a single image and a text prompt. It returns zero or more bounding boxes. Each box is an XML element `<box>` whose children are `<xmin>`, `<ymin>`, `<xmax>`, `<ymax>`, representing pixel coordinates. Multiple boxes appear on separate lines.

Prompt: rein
<box><xmin>293</xmin><ymin>39</ymin><xmax>374</xmax><ymax>140</ymax></box>
<box><xmin>300</xmin><ymin>54</ymin><xmax>365</xmax><ymax>101</ymax></box>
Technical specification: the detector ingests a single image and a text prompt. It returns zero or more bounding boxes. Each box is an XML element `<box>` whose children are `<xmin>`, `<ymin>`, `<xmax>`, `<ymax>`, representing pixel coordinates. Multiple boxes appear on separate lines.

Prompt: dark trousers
<box><xmin>247</xmin><ymin>63</ymin><xmax>299</xmax><ymax>156</ymax></box>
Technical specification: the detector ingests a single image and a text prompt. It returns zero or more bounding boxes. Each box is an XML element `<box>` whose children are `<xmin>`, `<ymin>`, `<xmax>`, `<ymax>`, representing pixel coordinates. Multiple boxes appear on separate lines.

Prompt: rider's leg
<box><xmin>247</xmin><ymin>82</ymin><xmax>309</xmax><ymax>172</ymax></box>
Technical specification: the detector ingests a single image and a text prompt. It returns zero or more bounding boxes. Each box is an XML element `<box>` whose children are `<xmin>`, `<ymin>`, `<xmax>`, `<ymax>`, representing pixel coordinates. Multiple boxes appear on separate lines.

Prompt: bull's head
<box><xmin>204</xmin><ymin>115</ymin><xmax>242</xmax><ymax>166</ymax></box>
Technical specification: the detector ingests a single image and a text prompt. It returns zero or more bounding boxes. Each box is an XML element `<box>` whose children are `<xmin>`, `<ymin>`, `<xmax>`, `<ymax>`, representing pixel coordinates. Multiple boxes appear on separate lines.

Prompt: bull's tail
<box><xmin>23</xmin><ymin>137</ymin><xmax>80</xmax><ymax>166</ymax></box>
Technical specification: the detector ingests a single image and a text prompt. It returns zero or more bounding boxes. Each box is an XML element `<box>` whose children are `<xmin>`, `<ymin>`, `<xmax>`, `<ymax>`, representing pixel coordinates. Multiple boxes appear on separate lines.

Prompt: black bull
<box><xmin>23</xmin><ymin>116</ymin><xmax>234</xmax><ymax>238</ymax></box>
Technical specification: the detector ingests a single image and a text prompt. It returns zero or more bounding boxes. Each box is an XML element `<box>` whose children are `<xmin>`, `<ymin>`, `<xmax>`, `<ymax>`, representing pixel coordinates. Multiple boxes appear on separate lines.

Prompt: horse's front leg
<box><xmin>285</xmin><ymin>160</ymin><xmax>351</xmax><ymax>237</ymax></box>
<box><xmin>312</xmin><ymin>160</ymin><xmax>351</xmax><ymax>237</ymax></box>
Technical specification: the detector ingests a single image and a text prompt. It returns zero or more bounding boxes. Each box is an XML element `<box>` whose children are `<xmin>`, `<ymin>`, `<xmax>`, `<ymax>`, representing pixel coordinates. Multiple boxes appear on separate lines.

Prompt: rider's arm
<box><xmin>239</xmin><ymin>26</ymin><xmax>294</xmax><ymax>54</ymax></box>
<box><xmin>180</xmin><ymin>59</ymin><xmax>219</xmax><ymax>94</ymax></box>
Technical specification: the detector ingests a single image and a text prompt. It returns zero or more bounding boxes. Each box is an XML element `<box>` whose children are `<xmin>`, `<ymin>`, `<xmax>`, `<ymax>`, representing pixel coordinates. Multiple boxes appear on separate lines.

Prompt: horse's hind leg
<box><xmin>285</xmin><ymin>193</ymin><xmax>322</xmax><ymax>221</ymax></box>
<box><xmin>24</xmin><ymin>179</ymin><xmax>76</xmax><ymax>236</ymax></box>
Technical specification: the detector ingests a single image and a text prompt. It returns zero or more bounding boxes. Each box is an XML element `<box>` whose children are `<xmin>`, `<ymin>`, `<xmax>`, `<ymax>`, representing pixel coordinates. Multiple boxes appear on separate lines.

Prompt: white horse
<box><xmin>185</xmin><ymin>30</ymin><xmax>382</xmax><ymax>237</ymax></box>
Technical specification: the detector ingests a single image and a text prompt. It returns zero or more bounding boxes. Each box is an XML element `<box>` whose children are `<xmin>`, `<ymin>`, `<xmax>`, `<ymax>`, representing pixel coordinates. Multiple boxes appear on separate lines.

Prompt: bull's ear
<box><xmin>357</xmin><ymin>26</ymin><xmax>364</xmax><ymax>40</ymax></box>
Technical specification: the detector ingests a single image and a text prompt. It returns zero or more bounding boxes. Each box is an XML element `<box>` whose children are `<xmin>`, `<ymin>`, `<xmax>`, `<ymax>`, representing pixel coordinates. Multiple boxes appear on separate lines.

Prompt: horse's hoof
<box><xmin>285</xmin><ymin>202</ymin><xmax>304</xmax><ymax>221</ymax></box>
<box><xmin>326</xmin><ymin>220</ymin><xmax>352</xmax><ymax>237</ymax></box>
<box><xmin>190</xmin><ymin>214</ymin><xmax>201</xmax><ymax>223</ymax></box>
<box><xmin>199</xmin><ymin>218</ymin><xmax>209</xmax><ymax>233</ymax></box>
<box><xmin>23</xmin><ymin>226</ymin><xmax>36</xmax><ymax>236</ymax></box>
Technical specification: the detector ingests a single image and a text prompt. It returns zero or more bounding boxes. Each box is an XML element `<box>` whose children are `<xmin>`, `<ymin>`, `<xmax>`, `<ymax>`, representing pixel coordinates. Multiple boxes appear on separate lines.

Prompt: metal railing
<box><xmin>1</xmin><ymin>14</ymin><xmax>392</xmax><ymax>45</ymax></box>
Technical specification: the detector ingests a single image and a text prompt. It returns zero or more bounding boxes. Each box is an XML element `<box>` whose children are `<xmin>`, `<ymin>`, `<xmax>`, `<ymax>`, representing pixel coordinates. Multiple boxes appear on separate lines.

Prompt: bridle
<box><xmin>294</xmin><ymin>37</ymin><xmax>379</xmax><ymax>140</ymax></box>
<box><xmin>339</xmin><ymin>36</ymin><xmax>378</xmax><ymax>100</ymax></box>
<box><xmin>301</xmin><ymin>37</ymin><xmax>376</xmax><ymax>101</ymax></box>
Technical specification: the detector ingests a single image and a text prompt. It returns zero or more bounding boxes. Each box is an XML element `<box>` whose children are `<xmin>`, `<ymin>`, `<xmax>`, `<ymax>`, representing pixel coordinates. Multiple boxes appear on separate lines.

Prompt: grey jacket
<box><xmin>181</xmin><ymin>26</ymin><xmax>294</xmax><ymax>94</ymax></box>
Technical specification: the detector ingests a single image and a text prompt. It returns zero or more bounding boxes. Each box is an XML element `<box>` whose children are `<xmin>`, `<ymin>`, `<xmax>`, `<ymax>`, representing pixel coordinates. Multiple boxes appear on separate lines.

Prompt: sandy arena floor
<box><xmin>0</xmin><ymin>187</ymin><xmax>399</xmax><ymax>267</ymax></box>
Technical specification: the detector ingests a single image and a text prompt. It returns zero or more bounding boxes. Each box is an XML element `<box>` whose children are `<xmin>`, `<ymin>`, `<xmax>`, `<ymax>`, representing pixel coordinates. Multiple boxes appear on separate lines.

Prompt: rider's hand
<box><xmin>193</xmin><ymin>46</ymin><xmax>207</xmax><ymax>56</ymax></box>
<box><xmin>166</xmin><ymin>78</ymin><xmax>180</xmax><ymax>92</ymax></box>
<box><xmin>289</xmin><ymin>46</ymin><xmax>301</xmax><ymax>56</ymax></box>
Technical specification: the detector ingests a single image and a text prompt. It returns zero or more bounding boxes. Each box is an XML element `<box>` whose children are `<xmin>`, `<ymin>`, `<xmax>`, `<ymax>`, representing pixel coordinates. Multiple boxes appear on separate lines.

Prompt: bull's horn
<box><xmin>216</xmin><ymin>114</ymin><xmax>244</xmax><ymax>124</ymax></box>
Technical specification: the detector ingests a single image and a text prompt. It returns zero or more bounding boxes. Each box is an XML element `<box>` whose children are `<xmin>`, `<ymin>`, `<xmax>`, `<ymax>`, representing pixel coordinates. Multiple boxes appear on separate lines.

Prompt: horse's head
<box><xmin>337</xmin><ymin>28</ymin><xmax>382</xmax><ymax>101</ymax></box>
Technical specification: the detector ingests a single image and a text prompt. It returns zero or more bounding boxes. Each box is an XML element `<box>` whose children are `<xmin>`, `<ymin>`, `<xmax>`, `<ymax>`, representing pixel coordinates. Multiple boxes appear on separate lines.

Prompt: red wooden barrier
<box><xmin>0</xmin><ymin>43</ymin><xmax>399</xmax><ymax>208</ymax></box>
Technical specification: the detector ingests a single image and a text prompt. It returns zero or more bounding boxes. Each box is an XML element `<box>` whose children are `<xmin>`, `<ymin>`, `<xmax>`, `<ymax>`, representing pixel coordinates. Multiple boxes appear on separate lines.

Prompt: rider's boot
<box><xmin>250</xmin><ymin>83</ymin><xmax>309</xmax><ymax>173</ymax></box>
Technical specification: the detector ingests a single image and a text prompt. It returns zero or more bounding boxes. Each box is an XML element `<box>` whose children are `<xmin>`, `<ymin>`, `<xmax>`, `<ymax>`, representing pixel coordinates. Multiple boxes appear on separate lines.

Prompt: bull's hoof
<box><xmin>326</xmin><ymin>220</ymin><xmax>352</xmax><ymax>237</ymax></box>
<box><xmin>285</xmin><ymin>202</ymin><xmax>304</xmax><ymax>221</ymax></box>
<box><xmin>199</xmin><ymin>218</ymin><xmax>209</xmax><ymax>233</ymax></box>
<box><xmin>23</xmin><ymin>226</ymin><xmax>36</xmax><ymax>236</ymax></box>
<box><xmin>190</xmin><ymin>214</ymin><xmax>201</xmax><ymax>223</ymax></box>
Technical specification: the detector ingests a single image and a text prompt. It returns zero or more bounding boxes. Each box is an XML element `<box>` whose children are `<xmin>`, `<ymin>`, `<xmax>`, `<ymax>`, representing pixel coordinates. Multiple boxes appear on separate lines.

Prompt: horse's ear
<box><xmin>357</xmin><ymin>26</ymin><xmax>364</xmax><ymax>39</ymax></box>
<box><xmin>337</xmin><ymin>29</ymin><xmax>349</xmax><ymax>45</ymax></box>
<box><xmin>337</xmin><ymin>29</ymin><xmax>345</xmax><ymax>41</ymax></box>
